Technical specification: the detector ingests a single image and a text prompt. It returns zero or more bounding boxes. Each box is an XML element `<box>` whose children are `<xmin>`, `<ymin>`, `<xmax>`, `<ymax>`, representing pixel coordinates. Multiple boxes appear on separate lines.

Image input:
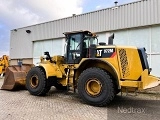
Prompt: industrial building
<box><xmin>10</xmin><ymin>0</ymin><xmax>160</xmax><ymax>76</ymax></box>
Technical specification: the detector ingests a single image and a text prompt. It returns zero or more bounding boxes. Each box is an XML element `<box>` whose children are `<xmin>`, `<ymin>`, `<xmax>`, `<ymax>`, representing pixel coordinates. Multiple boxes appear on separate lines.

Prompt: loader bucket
<box><xmin>1</xmin><ymin>64</ymin><xmax>33</xmax><ymax>90</ymax></box>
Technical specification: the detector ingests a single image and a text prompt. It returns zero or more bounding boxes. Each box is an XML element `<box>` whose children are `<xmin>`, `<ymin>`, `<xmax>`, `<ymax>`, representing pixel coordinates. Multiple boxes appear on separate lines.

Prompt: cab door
<box><xmin>66</xmin><ymin>33</ymin><xmax>83</xmax><ymax>64</ymax></box>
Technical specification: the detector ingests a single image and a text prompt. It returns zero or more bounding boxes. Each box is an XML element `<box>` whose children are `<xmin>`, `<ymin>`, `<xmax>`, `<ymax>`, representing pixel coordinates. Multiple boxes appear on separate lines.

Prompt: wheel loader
<box><xmin>0</xmin><ymin>55</ymin><xmax>9</xmax><ymax>77</ymax></box>
<box><xmin>24</xmin><ymin>30</ymin><xmax>159</xmax><ymax>106</ymax></box>
<box><xmin>1</xmin><ymin>30</ymin><xmax>160</xmax><ymax>106</ymax></box>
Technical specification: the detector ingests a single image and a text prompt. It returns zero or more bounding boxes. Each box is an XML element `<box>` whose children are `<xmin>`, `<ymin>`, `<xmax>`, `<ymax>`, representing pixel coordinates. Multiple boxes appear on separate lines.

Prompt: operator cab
<box><xmin>64</xmin><ymin>31</ymin><xmax>98</xmax><ymax>64</ymax></box>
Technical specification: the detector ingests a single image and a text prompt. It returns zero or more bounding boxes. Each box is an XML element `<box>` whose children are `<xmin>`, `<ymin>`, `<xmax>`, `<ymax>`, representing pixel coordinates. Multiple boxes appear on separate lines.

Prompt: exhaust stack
<box><xmin>108</xmin><ymin>33</ymin><xmax>114</xmax><ymax>45</ymax></box>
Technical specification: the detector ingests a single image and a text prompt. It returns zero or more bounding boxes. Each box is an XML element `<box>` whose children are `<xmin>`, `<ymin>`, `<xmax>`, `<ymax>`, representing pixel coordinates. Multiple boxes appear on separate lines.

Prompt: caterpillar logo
<box><xmin>97</xmin><ymin>49</ymin><xmax>103</xmax><ymax>56</ymax></box>
<box><xmin>96</xmin><ymin>48</ymin><xmax>116</xmax><ymax>58</ymax></box>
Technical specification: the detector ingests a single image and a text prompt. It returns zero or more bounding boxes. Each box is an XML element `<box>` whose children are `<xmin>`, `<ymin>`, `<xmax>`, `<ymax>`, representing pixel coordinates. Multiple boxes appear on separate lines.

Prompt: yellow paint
<box><xmin>120</xmin><ymin>80</ymin><xmax>141</xmax><ymax>88</ymax></box>
<box><xmin>119</xmin><ymin>69</ymin><xmax>160</xmax><ymax>90</ymax></box>
<box><xmin>39</xmin><ymin>46</ymin><xmax>160</xmax><ymax>91</ymax></box>
<box><xmin>0</xmin><ymin>55</ymin><xmax>9</xmax><ymax>75</ymax></box>
<box><xmin>141</xmin><ymin>69</ymin><xmax>160</xmax><ymax>89</ymax></box>
<box><xmin>116</xmin><ymin>46</ymin><xmax>143</xmax><ymax>80</ymax></box>
<box><xmin>86</xmin><ymin>79</ymin><xmax>102</xmax><ymax>96</ymax></box>
<box><xmin>39</xmin><ymin>63</ymin><xmax>63</xmax><ymax>78</ymax></box>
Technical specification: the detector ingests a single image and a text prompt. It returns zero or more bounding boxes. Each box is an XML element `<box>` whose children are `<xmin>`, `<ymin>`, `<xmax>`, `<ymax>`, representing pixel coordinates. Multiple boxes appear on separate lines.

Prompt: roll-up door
<box><xmin>33</xmin><ymin>38</ymin><xmax>65</xmax><ymax>65</ymax></box>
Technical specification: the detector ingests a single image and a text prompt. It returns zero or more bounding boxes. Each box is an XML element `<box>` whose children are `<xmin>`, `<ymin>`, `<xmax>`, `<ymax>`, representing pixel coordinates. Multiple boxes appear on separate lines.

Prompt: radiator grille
<box><xmin>118</xmin><ymin>49</ymin><xmax>130</xmax><ymax>78</ymax></box>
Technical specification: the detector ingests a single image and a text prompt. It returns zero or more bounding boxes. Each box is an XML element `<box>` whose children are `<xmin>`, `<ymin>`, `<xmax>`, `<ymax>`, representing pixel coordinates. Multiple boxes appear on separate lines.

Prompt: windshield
<box><xmin>83</xmin><ymin>35</ymin><xmax>98</xmax><ymax>48</ymax></box>
<box><xmin>64</xmin><ymin>34</ymin><xmax>98</xmax><ymax>57</ymax></box>
<box><xmin>70</xmin><ymin>34</ymin><xmax>81</xmax><ymax>50</ymax></box>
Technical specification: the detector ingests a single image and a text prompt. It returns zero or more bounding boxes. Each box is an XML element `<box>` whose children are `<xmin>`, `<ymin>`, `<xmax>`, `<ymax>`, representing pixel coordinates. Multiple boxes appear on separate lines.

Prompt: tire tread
<box><xmin>77</xmin><ymin>67</ymin><xmax>115</xmax><ymax>106</ymax></box>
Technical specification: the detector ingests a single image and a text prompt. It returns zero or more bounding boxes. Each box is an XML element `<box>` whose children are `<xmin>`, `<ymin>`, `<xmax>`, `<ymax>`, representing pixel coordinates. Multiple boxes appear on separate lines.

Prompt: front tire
<box><xmin>77</xmin><ymin>67</ymin><xmax>115</xmax><ymax>106</ymax></box>
<box><xmin>26</xmin><ymin>67</ymin><xmax>50</xmax><ymax>96</ymax></box>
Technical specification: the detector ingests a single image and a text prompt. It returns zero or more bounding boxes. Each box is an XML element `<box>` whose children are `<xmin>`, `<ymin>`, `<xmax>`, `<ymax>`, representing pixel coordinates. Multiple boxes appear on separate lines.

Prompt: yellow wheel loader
<box><xmin>24</xmin><ymin>31</ymin><xmax>159</xmax><ymax>106</ymax></box>
<box><xmin>0</xmin><ymin>55</ymin><xmax>9</xmax><ymax>77</ymax></box>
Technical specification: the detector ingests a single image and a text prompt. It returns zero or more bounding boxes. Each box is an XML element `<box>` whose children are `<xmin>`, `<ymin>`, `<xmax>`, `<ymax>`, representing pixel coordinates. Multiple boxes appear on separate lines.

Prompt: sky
<box><xmin>0</xmin><ymin>0</ymin><xmax>138</xmax><ymax>56</ymax></box>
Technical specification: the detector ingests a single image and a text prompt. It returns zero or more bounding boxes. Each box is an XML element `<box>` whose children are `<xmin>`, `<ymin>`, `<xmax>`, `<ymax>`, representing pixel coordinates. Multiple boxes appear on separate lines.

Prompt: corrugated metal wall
<box><xmin>10</xmin><ymin>29</ymin><xmax>33</xmax><ymax>58</ymax></box>
<box><xmin>12</xmin><ymin>0</ymin><xmax>160</xmax><ymax>40</ymax></box>
<box><xmin>10</xmin><ymin>0</ymin><xmax>160</xmax><ymax>59</ymax></box>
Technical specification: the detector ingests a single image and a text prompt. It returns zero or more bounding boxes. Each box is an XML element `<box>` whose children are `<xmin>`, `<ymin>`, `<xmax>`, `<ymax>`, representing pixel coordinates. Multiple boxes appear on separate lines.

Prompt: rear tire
<box><xmin>77</xmin><ymin>67</ymin><xmax>115</xmax><ymax>106</ymax></box>
<box><xmin>26</xmin><ymin>67</ymin><xmax>50</xmax><ymax>96</ymax></box>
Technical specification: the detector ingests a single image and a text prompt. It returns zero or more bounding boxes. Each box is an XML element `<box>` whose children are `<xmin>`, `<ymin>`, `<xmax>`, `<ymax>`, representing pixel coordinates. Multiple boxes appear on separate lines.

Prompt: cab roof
<box><xmin>63</xmin><ymin>30</ymin><xmax>97</xmax><ymax>37</ymax></box>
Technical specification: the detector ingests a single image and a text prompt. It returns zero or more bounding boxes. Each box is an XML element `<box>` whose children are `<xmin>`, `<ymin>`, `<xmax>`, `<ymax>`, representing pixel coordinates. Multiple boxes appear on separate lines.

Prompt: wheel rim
<box><xmin>86</xmin><ymin>78</ymin><xmax>102</xmax><ymax>96</ymax></box>
<box><xmin>30</xmin><ymin>75</ymin><xmax>39</xmax><ymax>88</ymax></box>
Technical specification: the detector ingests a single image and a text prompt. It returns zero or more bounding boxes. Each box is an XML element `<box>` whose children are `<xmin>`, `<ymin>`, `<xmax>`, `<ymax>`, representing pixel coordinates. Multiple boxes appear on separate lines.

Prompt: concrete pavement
<box><xmin>0</xmin><ymin>78</ymin><xmax>160</xmax><ymax>120</ymax></box>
